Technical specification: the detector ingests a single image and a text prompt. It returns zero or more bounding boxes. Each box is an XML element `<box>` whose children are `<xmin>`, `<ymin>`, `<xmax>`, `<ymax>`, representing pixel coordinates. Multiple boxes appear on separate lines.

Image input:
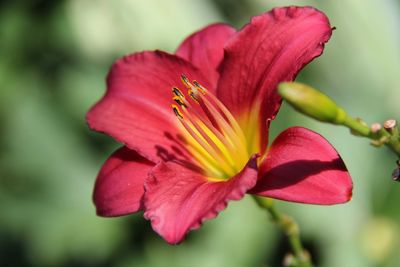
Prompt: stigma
<box><xmin>171</xmin><ymin>75</ymin><xmax>250</xmax><ymax>180</ymax></box>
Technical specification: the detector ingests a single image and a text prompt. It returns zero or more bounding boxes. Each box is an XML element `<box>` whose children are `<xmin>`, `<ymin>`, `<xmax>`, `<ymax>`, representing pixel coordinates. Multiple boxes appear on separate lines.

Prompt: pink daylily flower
<box><xmin>87</xmin><ymin>6</ymin><xmax>352</xmax><ymax>244</ymax></box>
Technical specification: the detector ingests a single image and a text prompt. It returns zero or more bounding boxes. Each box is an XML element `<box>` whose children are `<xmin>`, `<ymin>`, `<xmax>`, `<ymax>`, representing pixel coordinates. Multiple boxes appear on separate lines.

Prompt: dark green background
<box><xmin>1</xmin><ymin>1</ymin><xmax>399</xmax><ymax>266</ymax></box>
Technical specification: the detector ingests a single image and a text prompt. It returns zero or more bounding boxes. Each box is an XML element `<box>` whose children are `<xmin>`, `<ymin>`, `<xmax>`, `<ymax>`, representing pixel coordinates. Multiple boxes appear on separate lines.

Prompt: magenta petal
<box><xmin>217</xmin><ymin>7</ymin><xmax>332</xmax><ymax>147</ymax></box>
<box><xmin>143</xmin><ymin>156</ymin><xmax>258</xmax><ymax>244</ymax></box>
<box><xmin>87</xmin><ymin>51</ymin><xmax>211</xmax><ymax>163</ymax></box>
<box><xmin>93</xmin><ymin>146</ymin><xmax>154</xmax><ymax>217</ymax></box>
<box><xmin>251</xmin><ymin>127</ymin><xmax>352</xmax><ymax>205</ymax></box>
<box><xmin>176</xmin><ymin>23</ymin><xmax>236</xmax><ymax>88</ymax></box>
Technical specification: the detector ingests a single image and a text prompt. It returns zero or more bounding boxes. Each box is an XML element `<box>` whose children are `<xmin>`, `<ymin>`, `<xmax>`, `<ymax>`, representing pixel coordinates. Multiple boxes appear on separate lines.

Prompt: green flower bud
<box><xmin>278</xmin><ymin>82</ymin><xmax>347</xmax><ymax>124</ymax></box>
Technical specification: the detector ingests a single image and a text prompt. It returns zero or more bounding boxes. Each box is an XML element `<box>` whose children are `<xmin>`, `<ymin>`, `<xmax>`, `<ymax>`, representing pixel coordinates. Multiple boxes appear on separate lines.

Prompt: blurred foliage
<box><xmin>0</xmin><ymin>0</ymin><xmax>400</xmax><ymax>267</ymax></box>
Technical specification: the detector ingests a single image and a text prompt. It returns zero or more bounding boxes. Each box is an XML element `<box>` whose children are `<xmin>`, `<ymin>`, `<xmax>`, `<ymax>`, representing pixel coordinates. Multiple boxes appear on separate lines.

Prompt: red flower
<box><xmin>87</xmin><ymin>6</ymin><xmax>352</xmax><ymax>244</ymax></box>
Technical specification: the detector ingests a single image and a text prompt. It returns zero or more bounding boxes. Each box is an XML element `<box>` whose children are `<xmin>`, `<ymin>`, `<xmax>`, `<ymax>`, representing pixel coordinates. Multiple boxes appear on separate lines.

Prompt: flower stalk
<box><xmin>278</xmin><ymin>82</ymin><xmax>400</xmax><ymax>157</ymax></box>
<box><xmin>254</xmin><ymin>196</ymin><xmax>313</xmax><ymax>267</ymax></box>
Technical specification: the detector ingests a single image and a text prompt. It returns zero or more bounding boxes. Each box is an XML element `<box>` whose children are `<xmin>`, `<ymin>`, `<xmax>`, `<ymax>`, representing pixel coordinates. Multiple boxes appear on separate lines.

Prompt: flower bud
<box><xmin>278</xmin><ymin>82</ymin><xmax>347</xmax><ymax>124</ymax></box>
<box><xmin>384</xmin><ymin>119</ymin><xmax>398</xmax><ymax>136</ymax></box>
<box><xmin>371</xmin><ymin>123</ymin><xmax>382</xmax><ymax>134</ymax></box>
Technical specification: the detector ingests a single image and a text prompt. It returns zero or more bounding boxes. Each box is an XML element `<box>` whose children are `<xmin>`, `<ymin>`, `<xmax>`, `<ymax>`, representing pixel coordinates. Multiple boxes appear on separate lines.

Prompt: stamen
<box><xmin>180</xmin><ymin>108</ymin><xmax>236</xmax><ymax>169</ymax></box>
<box><xmin>188</xmin><ymin>89</ymin><xmax>199</xmax><ymax>103</ymax></box>
<box><xmin>181</xmin><ymin>75</ymin><xmax>204</xmax><ymax>102</ymax></box>
<box><xmin>172</xmin><ymin>104</ymin><xmax>183</xmax><ymax>119</ymax></box>
<box><xmin>183</xmin><ymin>108</ymin><xmax>237</xmax><ymax>154</ymax></box>
<box><xmin>200</xmin><ymin>96</ymin><xmax>248</xmax><ymax>158</ymax></box>
<box><xmin>201</xmin><ymin>90</ymin><xmax>248</xmax><ymax>146</ymax></box>
<box><xmin>192</xmin><ymin>79</ymin><xmax>247</xmax><ymax>153</ymax></box>
<box><xmin>180</xmin><ymin>74</ymin><xmax>192</xmax><ymax>89</ymax></box>
<box><xmin>170</xmin><ymin>75</ymin><xmax>250</xmax><ymax>179</ymax></box>
<box><xmin>192</xmin><ymin>81</ymin><xmax>206</xmax><ymax>94</ymax></box>
<box><xmin>173</xmin><ymin>96</ymin><xmax>187</xmax><ymax>108</ymax></box>
<box><xmin>179</xmin><ymin>119</ymin><xmax>236</xmax><ymax>176</ymax></box>
<box><xmin>172</xmin><ymin>87</ymin><xmax>185</xmax><ymax>98</ymax></box>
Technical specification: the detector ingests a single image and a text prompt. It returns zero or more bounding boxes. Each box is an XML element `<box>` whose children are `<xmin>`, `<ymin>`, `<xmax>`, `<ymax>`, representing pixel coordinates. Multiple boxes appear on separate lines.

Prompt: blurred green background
<box><xmin>1</xmin><ymin>0</ymin><xmax>400</xmax><ymax>266</ymax></box>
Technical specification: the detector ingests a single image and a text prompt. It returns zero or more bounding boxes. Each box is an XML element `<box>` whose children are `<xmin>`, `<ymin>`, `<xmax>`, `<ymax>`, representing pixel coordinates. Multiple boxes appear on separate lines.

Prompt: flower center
<box><xmin>171</xmin><ymin>75</ymin><xmax>250</xmax><ymax>180</ymax></box>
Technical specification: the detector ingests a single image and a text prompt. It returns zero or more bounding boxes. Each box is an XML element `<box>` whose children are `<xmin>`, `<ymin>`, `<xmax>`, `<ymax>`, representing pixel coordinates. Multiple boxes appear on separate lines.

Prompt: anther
<box><xmin>171</xmin><ymin>104</ymin><xmax>183</xmax><ymax>119</ymax></box>
<box><xmin>172</xmin><ymin>87</ymin><xmax>185</xmax><ymax>98</ymax></box>
<box><xmin>193</xmin><ymin>81</ymin><xmax>206</xmax><ymax>94</ymax></box>
<box><xmin>181</xmin><ymin>74</ymin><xmax>191</xmax><ymax>88</ymax></box>
<box><xmin>188</xmin><ymin>89</ymin><xmax>199</xmax><ymax>103</ymax></box>
<box><xmin>173</xmin><ymin>96</ymin><xmax>187</xmax><ymax>108</ymax></box>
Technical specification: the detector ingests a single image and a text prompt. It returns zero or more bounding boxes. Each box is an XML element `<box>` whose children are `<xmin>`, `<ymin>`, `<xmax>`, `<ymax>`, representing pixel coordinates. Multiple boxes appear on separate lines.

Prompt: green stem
<box><xmin>342</xmin><ymin>116</ymin><xmax>370</xmax><ymax>136</ymax></box>
<box><xmin>341</xmin><ymin>115</ymin><xmax>400</xmax><ymax>157</ymax></box>
<box><xmin>387</xmin><ymin>139</ymin><xmax>400</xmax><ymax>156</ymax></box>
<box><xmin>254</xmin><ymin>196</ymin><xmax>313</xmax><ymax>267</ymax></box>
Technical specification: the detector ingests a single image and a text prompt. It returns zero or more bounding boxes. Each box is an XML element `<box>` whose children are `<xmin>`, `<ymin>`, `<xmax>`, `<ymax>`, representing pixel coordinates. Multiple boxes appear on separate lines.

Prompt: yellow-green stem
<box><xmin>342</xmin><ymin>116</ymin><xmax>370</xmax><ymax>136</ymax></box>
<box><xmin>253</xmin><ymin>196</ymin><xmax>313</xmax><ymax>267</ymax></box>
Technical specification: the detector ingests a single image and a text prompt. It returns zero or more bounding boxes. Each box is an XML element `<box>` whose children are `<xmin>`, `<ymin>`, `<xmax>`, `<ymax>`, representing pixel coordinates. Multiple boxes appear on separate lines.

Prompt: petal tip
<box><xmin>143</xmin><ymin>157</ymin><xmax>258</xmax><ymax>244</ymax></box>
<box><xmin>344</xmin><ymin>179</ymin><xmax>354</xmax><ymax>202</ymax></box>
<box><xmin>92</xmin><ymin>147</ymin><xmax>153</xmax><ymax>217</ymax></box>
<box><xmin>253</xmin><ymin>127</ymin><xmax>353</xmax><ymax>205</ymax></box>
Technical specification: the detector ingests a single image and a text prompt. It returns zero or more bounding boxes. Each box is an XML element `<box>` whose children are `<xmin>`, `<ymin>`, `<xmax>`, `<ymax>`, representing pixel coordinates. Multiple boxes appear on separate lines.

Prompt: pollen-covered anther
<box><xmin>180</xmin><ymin>74</ymin><xmax>192</xmax><ymax>89</ymax></box>
<box><xmin>180</xmin><ymin>75</ymin><xmax>202</xmax><ymax>102</ymax></box>
<box><xmin>171</xmin><ymin>104</ymin><xmax>184</xmax><ymax>119</ymax></box>
<box><xmin>192</xmin><ymin>81</ymin><xmax>206</xmax><ymax>94</ymax></box>
<box><xmin>172</xmin><ymin>87</ymin><xmax>185</xmax><ymax>99</ymax></box>
<box><xmin>173</xmin><ymin>96</ymin><xmax>187</xmax><ymax>108</ymax></box>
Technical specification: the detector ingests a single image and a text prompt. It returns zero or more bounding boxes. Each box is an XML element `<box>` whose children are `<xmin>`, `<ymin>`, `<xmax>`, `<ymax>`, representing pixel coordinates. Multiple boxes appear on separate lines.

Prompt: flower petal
<box><xmin>217</xmin><ymin>7</ymin><xmax>332</xmax><ymax>149</ymax></box>
<box><xmin>87</xmin><ymin>51</ymin><xmax>212</xmax><ymax>163</ymax></box>
<box><xmin>93</xmin><ymin>146</ymin><xmax>154</xmax><ymax>217</ymax></box>
<box><xmin>176</xmin><ymin>23</ymin><xmax>236</xmax><ymax>87</ymax></box>
<box><xmin>143</xmin><ymin>156</ymin><xmax>258</xmax><ymax>244</ymax></box>
<box><xmin>251</xmin><ymin>127</ymin><xmax>352</xmax><ymax>205</ymax></box>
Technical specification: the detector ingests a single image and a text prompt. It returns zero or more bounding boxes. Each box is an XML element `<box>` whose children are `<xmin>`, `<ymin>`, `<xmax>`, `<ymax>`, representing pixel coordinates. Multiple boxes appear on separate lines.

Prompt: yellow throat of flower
<box><xmin>171</xmin><ymin>75</ymin><xmax>254</xmax><ymax>180</ymax></box>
